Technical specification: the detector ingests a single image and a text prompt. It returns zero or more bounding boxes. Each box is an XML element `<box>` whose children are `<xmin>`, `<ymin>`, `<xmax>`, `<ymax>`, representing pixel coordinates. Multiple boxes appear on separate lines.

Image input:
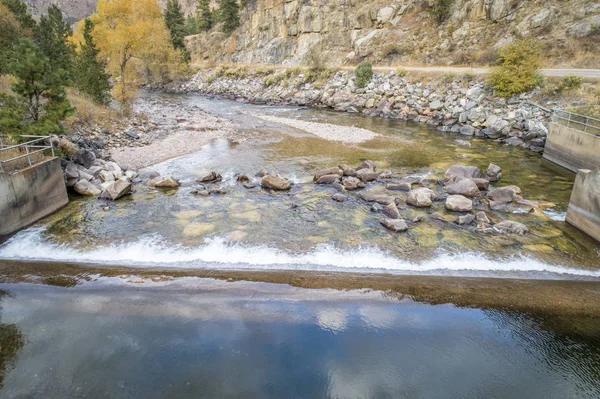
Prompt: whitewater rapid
<box><xmin>0</xmin><ymin>228</ymin><xmax>599</xmax><ymax>280</ymax></box>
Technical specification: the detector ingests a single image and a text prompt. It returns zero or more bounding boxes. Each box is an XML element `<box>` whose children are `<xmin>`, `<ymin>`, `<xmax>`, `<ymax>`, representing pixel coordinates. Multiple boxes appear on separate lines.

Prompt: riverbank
<box><xmin>175</xmin><ymin>66</ymin><xmax>555</xmax><ymax>153</ymax></box>
<box><xmin>1</xmin><ymin>259</ymin><xmax>600</xmax><ymax>322</ymax></box>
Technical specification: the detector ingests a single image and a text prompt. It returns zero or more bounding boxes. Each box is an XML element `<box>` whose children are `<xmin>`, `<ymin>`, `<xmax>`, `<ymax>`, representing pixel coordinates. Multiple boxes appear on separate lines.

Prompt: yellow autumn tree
<box><xmin>81</xmin><ymin>0</ymin><xmax>187</xmax><ymax>105</ymax></box>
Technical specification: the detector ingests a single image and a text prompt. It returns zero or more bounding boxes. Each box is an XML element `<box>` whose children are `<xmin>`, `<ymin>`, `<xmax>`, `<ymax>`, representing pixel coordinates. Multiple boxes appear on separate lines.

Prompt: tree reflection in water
<box><xmin>0</xmin><ymin>290</ymin><xmax>23</xmax><ymax>388</ymax></box>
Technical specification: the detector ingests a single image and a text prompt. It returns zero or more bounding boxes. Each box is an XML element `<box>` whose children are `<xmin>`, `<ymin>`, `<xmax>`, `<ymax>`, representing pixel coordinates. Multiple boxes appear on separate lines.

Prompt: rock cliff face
<box><xmin>186</xmin><ymin>0</ymin><xmax>600</xmax><ymax>66</ymax></box>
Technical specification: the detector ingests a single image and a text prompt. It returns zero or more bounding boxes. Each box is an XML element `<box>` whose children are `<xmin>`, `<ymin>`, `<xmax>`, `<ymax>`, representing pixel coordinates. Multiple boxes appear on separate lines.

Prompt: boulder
<box><xmin>342</xmin><ymin>176</ymin><xmax>364</xmax><ymax>190</ymax></box>
<box><xmin>99</xmin><ymin>170</ymin><xmax>115</xmax><ymax>183</ymax></box>
<box><xmin>331</xmin><ymin>193</ymin><xmax>348</xmax><ymax>202</ymax></box>
<box><xmin>457</xmin><ymin>214</ymin><xmax>475</xmax><ymax>225</ymax></box>
<box><xmin>380</xmin><ymin>219</ymin><xmax>409</xmax><ymax>232</ymax></box>
<box><xmin>494</xmin><ymin>220</ymin><xmax>529</xmax><ymax>235</ymax></box>
<box><xmin>476</xmin><ymin>211</ymin><xmax>491</xmax><ymax>224</ymax></box>
<box><xmin>198</xmin><ymin>171</ymin><xmax>222</xmax><ymax>183</ymax></box>
<box><xmin>261</xmin><ymin>175</ymin><xmax>291</xmax><ymax>191</ymax></box>
<box><xmin>356</xmin><ymin>168</ymin><xmax>381</xmax><ymax>182</ymax></box>
<box><xmin>460</xmin><ymin>125</ymin><xmax>475</xmax><ymax>136</ymax></box>
<box><xmin>445</xmin><ymin>195</ymin><xmax>473</xmax><ymax>212</ymax></box>
<box><xmin>65</xmin><ymin>162</ymin><xmax>79</xmax><ymax>179</ymax></box>
<box><xmin>356</xmin><ymin>160</ymin><xmax>377</xmax><ymax>171</ymax></box>
<box><xmin>314</xmin><ymin>167</ymin><xmax>343</xmax><ymax>180</ymax></box>
<box><xmin>148</xmin><ymin>176</ymin><xmax>180</xmax><ymax>188</ymax></box>
<box><xmin>74</xmin><ymin>180</ymin><xmax>101</xmax><ymax>196</ymax></box>
<box><xmin>485</xmin><ymin>163</ymin><xmax>502</xmax><ymax>182</ymax></box>
<box><xmin>316</xmin><ymin>174</ymin><xmax>341</xmax><ymax>184</ymax></box>
<box><xmin>332</xmin><ymin>182</ymin><xmax>346</xmax><ymax>192</ymax></box>
<box><xmin>445</xmin><ymin>178</ymin><xmax>481</xmax><ymax>197</ymax></box>
<box><xmin>383</xmin><ymin>202</ymin><xmax>401</xmax><ymax>219</ymax></box>
<box><xmin>358</xmin><ymin>191</ymin><xmax>377</xmax><ymax>202</ymax></box>
<box><xmin>338</xmin><ymin>164</ymin><xmax>357</xmax><ymax>176</ymax></box>
<box><xmin>470</xmin><ymin>178</ymin><xmax>490</xmax><ymax>191</ymax></box>
<box><xmin>236</xmin><ymin>174</ymin><xmax>250</xmax><ymax>183</ymax></box>
<box><xmin>407</xmin><ymin>188</ymin><xmax>434</xmax><ymax>207</ymax></box>
<box><xmin>99</xmin><ymin>180</ymin><xmax>132</xmax><ymax>200</ymax></box>
<box><xmin>445</xmin><ymin>165</ymin><xmax>481</xmax><ymax>180</ymax></box>
<box><xmin>488</xmin><ymin>186</ymin><xmax>519</xmax><ymax>202</ymax></box>
<box><xmin>386</xmin><ymin>182</ymin><xmax>411</xmax><ymax>192</ymax></box>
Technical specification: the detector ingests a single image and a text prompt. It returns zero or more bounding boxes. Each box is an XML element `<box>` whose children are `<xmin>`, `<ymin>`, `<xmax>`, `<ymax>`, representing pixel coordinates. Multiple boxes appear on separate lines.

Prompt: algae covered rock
<box><xmin>381</xmin><ymin>218</ymin><xmax>409</xmax><ymax>232</ymax></box>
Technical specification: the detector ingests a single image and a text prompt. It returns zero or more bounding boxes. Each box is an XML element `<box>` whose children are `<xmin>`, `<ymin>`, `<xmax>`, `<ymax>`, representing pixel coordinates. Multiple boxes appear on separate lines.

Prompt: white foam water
<box><xmin>1</xmin><ymin>228</ymin><xmax>598</xmax><ymax>280</ymax></box>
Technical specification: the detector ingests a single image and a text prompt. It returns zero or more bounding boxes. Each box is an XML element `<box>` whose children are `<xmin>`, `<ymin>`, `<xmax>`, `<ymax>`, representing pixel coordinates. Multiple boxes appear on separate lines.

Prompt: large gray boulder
<box><xmin>74</xmin><ymin>180</ymin><xmax>101</xmax><ymax>196</ymax></box>
<box><xmin>356</xmin><ymin>168</ymin><xmax>381</xmax><ymax>182</ymax></box>
<box><xmin>488</xmin><ymin>186</ymin><xmax>520</xmax><ymax>202</ymax></box>
<box><xmin>407</xmin><ymin>188</ymin><xmax>434</xmax><ymax>207</ymax></box>
<box><xmin>485</xmin><ymin>163</ymin><xmax>502</xmax><ymax>182</ymax></box>
<box><xmin>445</xmin><ymin>195</ymin><xmax>473</xmax><ymax>212</ymax></box>
<box><xmin>261</xmin><ymin>175</ymin><xmax>291</xmax><ymax>191</ymax></box>
<box><xmin>99</xmin><ymin>180</ymin><xmax>132</xmax><ymax>200</ymax></box>
<box><xmin>445</xmin><ymin>178</ymin><xmax>481</xmax><ymax>197</ymax></box>
<box><xmin>445</xmin><ymin>165</ymin><xmax>481</xmax><ymax>180</ymax></box>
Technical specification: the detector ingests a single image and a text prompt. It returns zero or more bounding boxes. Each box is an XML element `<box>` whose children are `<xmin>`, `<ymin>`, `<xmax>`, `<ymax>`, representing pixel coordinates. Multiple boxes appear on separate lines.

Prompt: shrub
<box><xmin>304</xmin><ymin>46</ymin><xmax>326</xmax><ymax>72</ymax></box>
<box><xmin>442</xmin><ymin>72</ymin><xmax>455</xmax><ymax>83</ymax></box>
<box><xmin>558</xmin><ymin>75</ymin><xmax>583</xmax><ymax>92</ymax></box>
<box><xmin>395</xmin><ymin>67</ymin><xmax>407</xmax><ymax>77</ymax></box>
<box><xmin>355</xmin><ymin>61</ymin><xmax>373</xmax><ymax>88</ymax></box>
<box><xmin>429</xmin><ymin>0</ymin><xmax>453</xmax><ymax>25</ymax></box>
<box><xmin>488</xmin><ymin>38</ymin><xmax>543</xmax><ymax>97</ymax></box>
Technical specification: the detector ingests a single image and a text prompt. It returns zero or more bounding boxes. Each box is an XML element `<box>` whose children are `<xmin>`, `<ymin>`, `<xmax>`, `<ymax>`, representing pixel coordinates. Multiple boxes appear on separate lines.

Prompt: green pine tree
<box><xmin>74</xmin><ymin>19</ymin><xmax>112</xmax><ymax>105</ymax></box>
<box><xmin>164</xmin><ymin>0</ymin><xmax>189</xmax><ymax>60</ymax></box>
<box><xmin>1</xmin><ymin>38</ymin><xmax>74</xmax><ymax>138</ymax></box>
<box><xmin>33</xmin><ymin>4</ymin><xmax>75</xmax><ymax>79</ymax></box>
<box><xmin>196</xmin><ymin>0</ymin><xmax>213</xmax><ymax>32</ymax></box>
<box><xmin>218</xmin><ymin>0</ymin><xmax>239</xmax><ymax>34</ymax></box>
<box><xmin>1</xmin><ymin>0</ymin><xmax>36</xmax><ymax>31</ymax></box>
<box><xmin>185</xmin><ymin>14</ymin><xmax>199</xmax><ymax>35</ymax></box>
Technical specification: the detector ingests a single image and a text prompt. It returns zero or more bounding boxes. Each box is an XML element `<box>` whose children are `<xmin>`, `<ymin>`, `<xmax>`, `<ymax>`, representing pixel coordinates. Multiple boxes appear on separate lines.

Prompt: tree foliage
<box><xmin>428</xmin><ymin>0</ymin><xmax>454</xmax><ymax>24</ymax></box>
<box><xmin>355</xmin><ymin>61</ymin><xmax>373</xmax><ymax>88</ymax></box>
<box><xmin>488</xmin><ymin>39</ymin><xmax>543</xmax><ymax>97</ymax></box>
<box><xmin>87</xmin><ymin>0</ymin><xmax>187</xmax><ymax>105</ymax></box>
<box><xmin>1</xmin><ymin>0</ymin><xmax>36</xmax><ymax>31</ymax></box>
<box><xmin>164</xmin><ymin>0</ymin><xmax>189</xmax><ymax>61</ymax></box>
<box><xmin>1</xmin><ymin>38</ymin><xmax>74</xmax><ymax>138</ymax></box>
<box><xmin>185</xmin><ymin>14</ymin><xmax>199</xmax><ymax>35</ymax></box>
<box><xmin>74</xmin><ymin>19</ymin><xmax>112</xmax><ymax>105</ymax></box>
<box><xmin>196</xmin><ymin>0</ymin><xmax>213</xmax><ymax>32</ymax></box>
<box><xmin>0</xmin><ymin>0</ymin><xmax>35</xmax><ymax>75</ymax></box>
<box><xmin>218</xmin><ymin>0</ymin><xmax>240</xmax><ymax>34</ymax></box>
<box><xmin>33</xmin><ymin>5</ymin><xmax>75</xmax><ymax>79</ymax></box>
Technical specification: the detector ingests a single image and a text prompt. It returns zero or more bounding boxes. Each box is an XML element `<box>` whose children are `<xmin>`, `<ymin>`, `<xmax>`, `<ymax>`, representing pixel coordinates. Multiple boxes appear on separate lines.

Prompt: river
<box><xmin>0</xmin><ymin>92</ymin><xmax>598</xmax><ymax>397</ymax></box>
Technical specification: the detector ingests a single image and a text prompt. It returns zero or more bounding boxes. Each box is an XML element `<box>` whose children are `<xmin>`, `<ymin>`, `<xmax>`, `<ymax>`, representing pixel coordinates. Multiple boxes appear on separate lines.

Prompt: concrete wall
<box><xmin>0</xmin><ymin>157</ymin><xmax>68</xmax><ymax>242</ymax></box>
<box><xmin>543</xmin><ymin>122</ymin><xmax>600</xmax><ymax>172</ymax></box>
<box><xmin>566</xmin><ymin>169</ymin><xmax>600</xmax><ymax>243</ymax></box>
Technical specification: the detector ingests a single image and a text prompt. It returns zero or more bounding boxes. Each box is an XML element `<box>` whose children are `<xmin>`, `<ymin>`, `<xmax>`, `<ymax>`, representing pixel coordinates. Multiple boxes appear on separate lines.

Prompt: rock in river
<box><xmin>331</xmin><ymin>193</ymin><xmax>348</xmax><ymax>202</ymax></box>
<box><xmin>407</xmin><ymin>188</ymin><xmax>434</xmax><ymax>207</ymax></box>
<box><xmin>494</xmin><ymin>220</ymin><xmax>529</xmax><ymax>235</ymax></box>
<box><xmin>356</xmin><ymin>169</ymin><xmax>381</xmax><ymax>182</ymax></box>
<box><xmin>314</xmin><ymin>167</ymin><xmax>343</xmax><ymax>180</ymax></box>
<box><xmin>386</xmin><ymin>182</ymin><xmax>411</xmax><ymax>192</ymax></box>
<box><xmin>342</xmin><ymin>176</ymin><xmax>364</xmax><ymax>190</ymax></box>
<box><xmin>261</xmin><ymin>175</ymin><xmax>291</xmax><ymax>191</ymax></box>
<box><xmin>445</xmin><ymin>195</ymin><xmax>473</xmax><ymax>212</ymax></box>
<box><xmin>338</xmin><ymin>164</ymin><xmax>357</xmax><ymax>176</ymax></box>
<box><xmin>316</xmin><ymin>174</ymin><xmax>341</xmax><ymax>184</ymax></box>
<box><xmin>485</xmin><ymin>163</ymin><xmax>502</xmax><ymax>182</ymax></box>
<box><xmin>74</xmin><ymin>180</ymin><xmax>101</xmax><ymax>196</ymax></box>
<box><xmin>99</xmin><ymin>180</ymin><xmax>132</xmax><ymax>200</ymax></box>
<box><xmin>383</xmin><ymin>202</ymin><xmax>401</xmax><ymax>219</ymax></box>
<box><xmin>356</xmin><ymin>160</ymin><xmax>377</xmax><ymax>171</ymax></box>
<box><xmin>380</xmin><ymin>218</ymin><xmax>409</xmax><ymax>232</ymax></box>
<box><xmin>198</xmin><ymin>171</ymin><xmax>222</xmax><ymax>183</ymax></box>
<box><xmin>148</xmin><ymin>176</ymin><xmax>180</xmax><ymax>188</ymax></box>
<box><xmin>445</xmin><ymin>178</ymin><xmax>481</xmax><ymax>197</ymax></box>
<box><xmin>445</xmin><ymin>165</ymin><xmax>481</xmax><ymax>180</ymax></box>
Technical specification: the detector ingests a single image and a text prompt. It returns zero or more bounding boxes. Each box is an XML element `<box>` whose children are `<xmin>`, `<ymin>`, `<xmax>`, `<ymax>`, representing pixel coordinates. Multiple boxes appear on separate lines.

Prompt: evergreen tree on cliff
<box><xmin>218</xmin><ymin>0</ymin><xmax>239</xmax><ymax>34</ymax></box>
<box><xmin>164</xmin><ymin>0</ymin><xmax>189</xmax><ymax>61</ymax></box>
<box><xmin>0</xmin><ymin>38</ymin><xmax>73</xmax><ymax>138</ymax></box>
<box><xmin>196</xmin><ymin>0</ymin><xmax>212</xmax><ymax>32</ymax></box>
<box><xmin>1</xmin><ymin>0</ymin><xmax>36</xmax><ymax>31</ymax></box>
<box><xmin>0</xmin><ymin>0</ymin><xmax>35</xmax><ymax>75</ymax></box>
<box><xmin>74</xmin><ymin>19</ymin><xmax>112</xmax><ymax>105</ymax></box>
<box><xmin>33</xmin><ymin>5</ymin><xmax>75</xmax><ymax>79</ymax></box>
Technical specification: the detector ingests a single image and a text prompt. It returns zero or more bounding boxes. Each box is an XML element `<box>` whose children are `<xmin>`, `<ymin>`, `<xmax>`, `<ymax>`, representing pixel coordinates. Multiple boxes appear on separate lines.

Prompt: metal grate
<box><xmin>0</xmin><ymin>135</ymin><xmax>55</xmax><ymax>172</ymax></box>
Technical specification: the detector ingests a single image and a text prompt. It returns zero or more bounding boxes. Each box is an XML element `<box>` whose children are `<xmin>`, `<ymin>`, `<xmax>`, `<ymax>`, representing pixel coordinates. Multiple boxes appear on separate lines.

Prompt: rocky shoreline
<box><xmin>177</xmin><ymin>68</ymin><xmax>553</xmax><ymax>153</ymax></box>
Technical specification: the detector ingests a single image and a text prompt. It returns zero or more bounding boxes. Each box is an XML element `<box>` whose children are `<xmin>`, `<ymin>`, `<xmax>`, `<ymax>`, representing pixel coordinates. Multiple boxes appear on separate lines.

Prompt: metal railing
<box><xmin>0</xmin><ymin>135</ymin><xmax>54</xmax><ymax>172</ymax></box>
<box><xmin>552</xmin><ymin>109</ymin><xmax>600</xmax><ymax>135</ymax></box>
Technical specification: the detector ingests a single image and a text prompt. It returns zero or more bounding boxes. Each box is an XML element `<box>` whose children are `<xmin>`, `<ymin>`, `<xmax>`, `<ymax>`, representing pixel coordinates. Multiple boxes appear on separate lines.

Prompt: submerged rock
<box><xmin>383</xmin><ymin>202</ymin><xmax>401</xmax><ymax>219</ymax></box>
<box><xmin>261</xmin><ymin>175</ymin><xmax>291</xmax><ymax>191</ymax></box>
<box><xmin>445</xmin><ymin>195</ymin><xmax>473</xmax><ymax>212</ymax></box>
<box><xmin>494</xmin><ymin>220</ymin><xmax>529</xmax><ymax>235</ymax></box>
<box><xmin>386</xmin><ymin>182</ymin><xmax>411</xmax><ymax>192</ymax></box>
<box><xmin>407</xmin><ymin>188</ymin><xmax>434</xmax><ymax>207</ymax></box>
<box><xmin>457</xmin><ymin>214</ymin><xmax>475</xmax><ymax>225</ymax></box>
<box><xmin>380</xmin><ymin>218</ymin><xmax>409</xmax><ymax>232</ymax></box>
<box><xmin>331</xmin><ymin>193</ymin><xmax>348</xmax><ymax>202</ymax></box>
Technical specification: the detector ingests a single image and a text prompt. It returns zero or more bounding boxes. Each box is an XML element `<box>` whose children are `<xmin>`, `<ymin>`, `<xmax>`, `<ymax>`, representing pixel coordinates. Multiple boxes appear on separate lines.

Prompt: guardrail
<box><xmin>552</xmin><ymin>109</ymin><xmax>600</xmax><ymax>135</ymax></box>
<box><xmin>0</xmin><ymin>135</ymin><xmax>55</xmax><ymax>172</ymax></box>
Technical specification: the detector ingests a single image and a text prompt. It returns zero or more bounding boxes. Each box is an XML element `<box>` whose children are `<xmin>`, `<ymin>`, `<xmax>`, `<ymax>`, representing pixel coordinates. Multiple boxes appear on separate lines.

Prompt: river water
<box><xmin>0</xmin><ymin>93</ymin><xmax>599</xmax><ymax>397</ymax></box>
